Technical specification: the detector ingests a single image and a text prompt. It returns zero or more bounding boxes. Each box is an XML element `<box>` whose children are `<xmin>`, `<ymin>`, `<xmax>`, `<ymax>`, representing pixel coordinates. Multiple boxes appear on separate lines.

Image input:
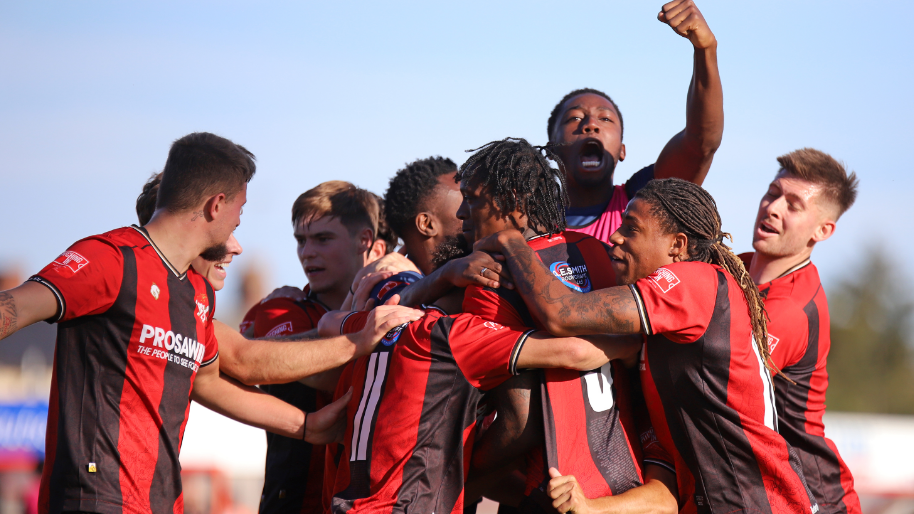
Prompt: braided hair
<box><xmin>457</xmin><ymin>138</ymin><xmax>568</xmax><ymax>237</ymax></box>
<box><xmin>635</xmin><ymin>178</ymin><xmax>776</xmax><ymax>374</ymax></box>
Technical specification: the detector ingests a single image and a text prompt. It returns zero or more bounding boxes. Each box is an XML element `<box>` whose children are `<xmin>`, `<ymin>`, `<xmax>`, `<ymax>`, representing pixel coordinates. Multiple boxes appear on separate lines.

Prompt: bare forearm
<box><xmin>193</xmin><ymin>373</ymin><xmax>305</xmax><ymax>439</ymax></box>
<box><xmin>584</xmin><ymin>465</ymin><xmax>678</xmax><ymax>514</ymax></box>
<box><xmin>0</xmin><ymin>291</ymin><xmax>17</xmax><ymax>340</ymax></box>
<box><xmin>299</xmin><ymin>365</ymin><xmax>345</xmax><ymax>393</ymax></box>
<box><xmin>519</xmin><ymin>333</ymin><xmax>642</xmax><ymax>371</ymax></box>
<box><xmin>397</xmin><ymin>269</ymin><xmax>451</xmax><ymax>307</ymax></box>
<box><xmin>498</xmin><ymin>236</ymin><xmax>640</xmax><ymax>336</ymax></box>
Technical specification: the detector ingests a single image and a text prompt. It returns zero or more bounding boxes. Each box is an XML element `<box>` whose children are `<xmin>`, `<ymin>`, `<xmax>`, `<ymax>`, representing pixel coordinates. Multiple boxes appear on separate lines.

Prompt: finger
<box><xmin>384</xmin><ymin>293</ymin><xmax>401</xmax><ymax>306</ymax></box>
<box><xmin>363</xmin><ymin>298</ymin><xmax>376</xmax><ymax>311</ymax></box>
<box><xmin>548</xmin><ymin>467</ymin><xmax>563</xmax><ymax>479</ymax></box>
<box><xmin>660</xmin><ymin>0</ymin><xmax>689</xmax><ymax>23</ymax></box>
<box><xmin>665</xmin><ymin>4</ymin><xmax>695</xmax><ymax>32</ymax></box>
<box><xmin>552</xmin><ymin>491</ymin><xmax>573</xmax><ymax>511</ymax></box>
<box><xmin>327</xmin><ymin>387</ymin><xmax>353</xmax><ymax>414</ymax></box>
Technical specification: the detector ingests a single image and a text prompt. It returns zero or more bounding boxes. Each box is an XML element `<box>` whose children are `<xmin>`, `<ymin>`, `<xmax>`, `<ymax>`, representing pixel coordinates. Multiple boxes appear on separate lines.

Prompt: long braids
<box><xmin>635</xmin><ymin>178</ymin><xmax>778</xmax><ymax>375</ymax></box>
<box><xmin>457</xmin><ymin>138</ymin><xmax>569</xmax><ymax>236</ymax></box>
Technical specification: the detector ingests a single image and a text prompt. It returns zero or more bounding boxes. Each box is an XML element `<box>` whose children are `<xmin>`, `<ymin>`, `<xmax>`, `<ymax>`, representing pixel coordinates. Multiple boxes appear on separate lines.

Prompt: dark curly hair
<box><xmin>457</xmin><ymin>138</ymin><xmax>568</xmax><ymax>237</ymax></box>
<box><xmin>635</xmin><ymin>178</ymin><xmax>776</xmax><ymax>376</ymax></box>
<box><xmin>547</xmin><ymin>88</ymin><xmax>624</xmax><ymax>142</ymax></box>
<box><xmin>384</xmin><ymin>156</ymin><xmax>458</xmax><ymax>238</ymax></box>
<box><xmin>136</xmin><ymin>171</ymin><xmax>163</xmax><ymax>226</ymax></box>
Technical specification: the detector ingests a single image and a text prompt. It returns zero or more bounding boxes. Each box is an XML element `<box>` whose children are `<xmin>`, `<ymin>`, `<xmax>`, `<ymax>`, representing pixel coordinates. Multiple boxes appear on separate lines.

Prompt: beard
<box><xmin>431</xmin><ymin>234</ymin><xmax>471</xmax><ymax>271</ymax></box>
<box><xmin>199</xmin><ymin>242</ymin><xmax>228</xmax><ymax>262</ymax></box>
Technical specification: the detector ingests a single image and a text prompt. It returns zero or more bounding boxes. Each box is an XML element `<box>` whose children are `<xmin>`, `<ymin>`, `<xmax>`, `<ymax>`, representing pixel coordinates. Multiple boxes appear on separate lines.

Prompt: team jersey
<box><xmin>565</xmin><ymin>164</ymin><xmax>654</xmax><ymax>244</ymax></box>
<box><xmin>631</xmin><ymin>261</ymin><xmax>819</xmax><ymax>514</ymax></box>
<box><xmin>240</xmin><ymin>285</ymin><xmax>331</xmax><ymax>514</ymax></box>
<box><xmin>27</xmin><ymin>226</ymin><xmax>218</xmax><ymax>514</ymax></box>
<box><xmin>328</xmin><ymin>308</ymin><xmax>533</xmax><ymax>513</ymax></box>
<box><xmin>463</xmin><ymin>231</ymin><xmax>653</xmax><ymax>506</ymax></box>
<box><xmin>741</xmin><ymin>253</ymin><xmax>861</xmax><ymax>514</ymax></box>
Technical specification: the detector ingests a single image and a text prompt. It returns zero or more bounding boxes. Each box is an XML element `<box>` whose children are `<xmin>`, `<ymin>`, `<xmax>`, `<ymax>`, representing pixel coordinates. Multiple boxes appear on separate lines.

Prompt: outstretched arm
<box><xmin>397</xmin><ymin>251</ymin><xmax>512</xmax><ymax>307</ymax></box>
<box><xmin>517</xmin><ymin>333</ymin><xmax>642</xmax><ymax>371</ymax></box>
<box><xmin>476</xmin><ymin>231</ymin><xmax>642</xmax><ymax>337</ymax></box>
<box><xmin>217</xmin><ymin>304</ymin><xmax>423</xmax><ymax>385</ymax></box>
<box><xmin>192</xmin><ymin>355</ymin><xmax>353</xmax><ymax>444</ymax></box>
<box><xmin>546</xmin><ymin>464</ymin><xmax>678</xmax><ymax>514</ymax></box>
<box><xmin>0</xmin><ymin>282</ymin><xmax>59</xmax><ymax>341</ymax></box>
<box><xmin>653</xmin><ymin>0</ymin><xmax>723</xmax><ymax>185</ymax></box>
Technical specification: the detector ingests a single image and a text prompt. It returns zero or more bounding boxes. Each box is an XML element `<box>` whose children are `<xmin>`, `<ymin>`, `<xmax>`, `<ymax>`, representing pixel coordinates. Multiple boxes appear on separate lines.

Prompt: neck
<box><xmin>142</xmin><ymin>213</ymin><xmax>205</xmax><ymax>274</ymax></box>
<box><xmin>403</xmin><ymin>234</ymin><xmax>435</xmax><ymax>276</ymax></box>
<box><xmin>314</xmin><ymin>287</ymin><xmax>348</xmax><ymax>311</ymax></box>
<box><xmin>749</xmin><ymin>248</ymin><xmax>813</xmax><ymax>285</ymax></box>
<box><xmin>566</xmin><ymin>177</ymin><xmax>615</xmax><ymax>209</ymax></box>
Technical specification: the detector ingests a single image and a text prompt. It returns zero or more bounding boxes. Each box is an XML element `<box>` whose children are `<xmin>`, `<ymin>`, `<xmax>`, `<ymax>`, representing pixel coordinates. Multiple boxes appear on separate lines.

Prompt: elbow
<box><xmin>541</xmin><ymin>313</ymin><xmax>575</xmax><ymax>338</ymax></box>
<box><xmin>561</xmin><ymin>340</ymin><xmax>597</xmax><ymax>371</ymax></box>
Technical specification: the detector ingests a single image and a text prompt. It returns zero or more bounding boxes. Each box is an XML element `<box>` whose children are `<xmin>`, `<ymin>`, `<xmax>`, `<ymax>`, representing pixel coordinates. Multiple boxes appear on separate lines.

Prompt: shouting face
<box><xmin>550</xmin><ymin>93</ymin><xmax>625</xmax><ymax>191</ymax></box>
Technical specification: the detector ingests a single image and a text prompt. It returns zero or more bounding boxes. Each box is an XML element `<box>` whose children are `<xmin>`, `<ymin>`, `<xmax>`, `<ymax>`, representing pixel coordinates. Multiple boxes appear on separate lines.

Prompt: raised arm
<box><xmin>0</xmin><ymin>282</ymin><xmax>59</xmax><ymax>341</ymax></box>
<box><xmin>476</xmin><ymin>231</ymin><xmax>642</xmax><ymax>337</ymax></box>
<box><xmin>653</xmin><ymin>0</ymin><xmax>723</xmax><ymax>185</ymax></box>
<box><xmin>217</xmin><ymin>304</ymin><xmax>423</xmax><ymax>385</ymax></box>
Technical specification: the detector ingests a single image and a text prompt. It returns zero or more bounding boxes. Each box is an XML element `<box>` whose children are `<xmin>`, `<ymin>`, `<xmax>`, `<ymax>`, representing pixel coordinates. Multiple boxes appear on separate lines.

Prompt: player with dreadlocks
<box><xmin>476</xmin><ymin>178</ymin><xmax>820</xmax><ymax>513</ymax></box>
<box><xmin>552</xmin><ymin>1</ymin><xmax>724</xmax><ymax>246</ymax></box>
<box><xmin>418</xmin><ymin>138</ymin><xmax>677</xmax><ymax>513</ymax></box>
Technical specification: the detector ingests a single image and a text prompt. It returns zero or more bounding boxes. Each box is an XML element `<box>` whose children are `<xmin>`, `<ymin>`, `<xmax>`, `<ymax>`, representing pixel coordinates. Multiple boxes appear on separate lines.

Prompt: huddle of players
<box><xmin>0</xmin><ymin>1</ymin><xmax>862</xmax><ymax>513</ymax></box>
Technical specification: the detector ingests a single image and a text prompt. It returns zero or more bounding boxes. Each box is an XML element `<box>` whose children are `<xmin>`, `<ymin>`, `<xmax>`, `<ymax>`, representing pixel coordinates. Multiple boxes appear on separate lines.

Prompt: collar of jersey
<box><xmin>131</xmin><ymin>225</ymin><xmax>187</xmax><ymax>280</ymax></box>
<box><xmin>302</xmin><ymin>284</ymin><xmax>332</xmax><ymax>312</ymax></box>
<box><xmin>775</xmin><ymin>257</ymin><xmax>812</xmax><ymax>280</ymax></box>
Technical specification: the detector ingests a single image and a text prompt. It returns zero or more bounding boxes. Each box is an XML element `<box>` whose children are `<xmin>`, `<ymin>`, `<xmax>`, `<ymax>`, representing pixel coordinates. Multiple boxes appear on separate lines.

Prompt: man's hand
<box><xmin>351</xmin><ymin>271</ymin><xmax>395</xmax><ymax>311</ymax></box>
<box><xmin>349</xmin><ymin>296</ymin><xmax>424</xmax><ymax>357</ymax></box>
<box><xmin>547</xmin><ymin>468</ymin><xmax>592</xmax><ymax>514</ymax></box>
<box><xmin>658</xmin><ymin>0</ymin><xmax>716</xmax><ymax>49</ymax></box>
<box><xmin>440</xmin><ymin>250</ymin><xmax>513</xmax><ymax>290</ymax></box>
<box><xmin>350</xmin><ymin>253</ymin><xmax>420</xmax><ymax>294</ymax></box>
<box><xmin>304</xmin><ymin>387</ymin><xmax>353</xmax><ymax>444</ymax></box>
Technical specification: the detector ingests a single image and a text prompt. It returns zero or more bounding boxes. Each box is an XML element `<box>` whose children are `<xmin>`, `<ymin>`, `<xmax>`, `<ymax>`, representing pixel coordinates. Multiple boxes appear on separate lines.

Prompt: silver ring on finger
<box><xmin>480</xmin><ymin>267</ymin><xmax>488</xmax><ymax>276</ymax></box>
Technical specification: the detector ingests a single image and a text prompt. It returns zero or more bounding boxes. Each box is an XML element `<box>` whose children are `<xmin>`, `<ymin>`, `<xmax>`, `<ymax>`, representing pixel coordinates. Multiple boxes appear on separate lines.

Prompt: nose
<box><xmin>456</xmin><ymin>199</ymin><xmax>469</xmax><ymax>221</ymax></box>
<box><xmin>226</xmin><ymin>233</ymin><xmax>243</xmax><ymax>256</ymax></box>
<box><xmin>764</xmin><ymin>195</ymin><xmax>786</xmax><ymax>220</ymax></box>
<box><xmin>582</xmin><ymin>115</ymin><xmax>600</xmax><ymax>134</ymax></box>
<box><xmin>609</xmin><ymin>228</ymin><xmax>624</xmax><ymax>246</ymax></box>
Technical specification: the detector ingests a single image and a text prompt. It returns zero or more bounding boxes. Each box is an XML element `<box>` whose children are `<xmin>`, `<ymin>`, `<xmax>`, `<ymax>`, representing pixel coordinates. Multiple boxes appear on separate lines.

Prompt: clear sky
<box><xmin>1</xmin><ymin>1</ymin><xmax>911</xmax><ymax>315</ymax></box>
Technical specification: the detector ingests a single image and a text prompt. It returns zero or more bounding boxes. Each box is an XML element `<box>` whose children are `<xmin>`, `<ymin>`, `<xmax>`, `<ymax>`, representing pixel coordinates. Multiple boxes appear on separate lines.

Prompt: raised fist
<box><xmin>658</xmin><ymin>0</ymin><xmax>716</xmax><ymax>50</ymax></box>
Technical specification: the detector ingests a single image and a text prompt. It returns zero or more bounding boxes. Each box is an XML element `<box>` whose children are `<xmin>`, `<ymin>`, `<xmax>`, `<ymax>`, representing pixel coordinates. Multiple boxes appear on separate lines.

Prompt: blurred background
<box><xmin>1</xmin><ymin>1</ymin><xmax>912</xmax><ymax>512</ymax></box>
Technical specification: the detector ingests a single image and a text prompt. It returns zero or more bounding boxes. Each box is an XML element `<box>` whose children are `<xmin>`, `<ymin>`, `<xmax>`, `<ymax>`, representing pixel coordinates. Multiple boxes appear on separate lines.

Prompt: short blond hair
<box><xmin>291</xmin><ymin>181</ymin><xmax>379</xmax><ymax>237</ymax></box>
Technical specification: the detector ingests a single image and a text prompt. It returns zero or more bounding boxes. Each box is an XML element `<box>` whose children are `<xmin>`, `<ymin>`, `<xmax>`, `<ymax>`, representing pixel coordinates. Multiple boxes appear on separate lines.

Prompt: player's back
<box><xmin>331</xmin><ymin>308</ymin><xmax>528</xmax><ymax>513</ymax></box>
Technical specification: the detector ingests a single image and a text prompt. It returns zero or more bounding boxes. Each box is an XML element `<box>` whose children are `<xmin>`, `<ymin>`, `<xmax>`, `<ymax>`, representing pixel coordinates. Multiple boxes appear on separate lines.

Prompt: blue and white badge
<box><xmin>550</xmin><ymin>261</ymin><xmax>592</xmax><ymax>293</ymax></box>
<box><xmin>381</xmin><ymin>322</ymin><xmax>409</xmax><ymax>346</ymax></box>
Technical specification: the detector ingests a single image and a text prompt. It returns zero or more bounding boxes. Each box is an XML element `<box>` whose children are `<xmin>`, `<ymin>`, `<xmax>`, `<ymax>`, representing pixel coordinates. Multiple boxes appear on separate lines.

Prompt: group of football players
<box><xmin>0</xmin><ymin>1</ymin><xmax>863</xmax><ymax>513</ymax></box>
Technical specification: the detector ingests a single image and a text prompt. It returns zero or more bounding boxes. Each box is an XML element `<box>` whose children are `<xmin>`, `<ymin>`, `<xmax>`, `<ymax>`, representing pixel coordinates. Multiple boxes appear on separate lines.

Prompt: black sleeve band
<box><xmin>27</xmin><ymin>276</ymin><xmax>64</xmax><ymax>323</ymax></box>
<box><xmin>629</xmin><ymin>283</ymin><xmax>652</xmax><ymax>336</ymax></box>
<box><xmin>509</xmin><ymin>330</ymin><xmax>537</xmax><ymax>375</ymax></box>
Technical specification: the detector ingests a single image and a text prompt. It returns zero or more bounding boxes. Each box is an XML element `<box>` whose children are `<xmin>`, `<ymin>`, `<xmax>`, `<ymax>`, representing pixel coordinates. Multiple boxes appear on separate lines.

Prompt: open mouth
<box><xmin>305</xmin><ymin>266</ymin><xmax>325</xmax><ymax>276</ymax></box>
<box><xmin>579</xmin><ymin>140</ymin><xmax>604</xmax><ymax>170</ymax></box>
<box><xmin>214</xmin><ymin>261</ymin><xmax>230</xmax><ymax>274</ymax></box>
<box><xmin>758</xmin><ymin>221</ymin><xmax>779</xmax><ymax>235</ymax></box>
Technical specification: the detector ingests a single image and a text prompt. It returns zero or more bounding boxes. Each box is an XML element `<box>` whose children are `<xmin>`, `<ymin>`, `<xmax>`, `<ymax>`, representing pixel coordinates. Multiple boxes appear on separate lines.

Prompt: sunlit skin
<box><xmin>750</xmin><ymin>170</ymin><xmax>836</xmax><ymax>284</ymax></box>
<box><xmin>550</xmin><ymin>93</ymin><xmax>626</xmax><ymax>208</ymax></box>
<box><xmin>431</xmin><ymin>173</ymin><xmax>465</xmax><ymax>243</ymax></box>
<box><xmin>607</xmin><ymin>198</ymin><xmax>688</xmax><ymax>286</ymax></box>
<box><xmin>457</xmin><ymin>177</ymin><xmax>528</xmax><ymax>245</ymax></box>
<box><xmin>295</xmin><ymin>215</ymin><xmax>375</xmax><ymax>309</ymax></box>
<box><xmin>192</xmin><ymin>233</ymin><xmax>242</xmax><ymax>291</ymax></box>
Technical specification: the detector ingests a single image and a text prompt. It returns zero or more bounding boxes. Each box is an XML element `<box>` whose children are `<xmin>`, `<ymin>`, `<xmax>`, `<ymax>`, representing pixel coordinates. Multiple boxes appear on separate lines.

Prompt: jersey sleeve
<box><xmin>252</xmin><ymin>298</ymin><xmax>320</xmax><ymax>338</ymax></box>
<box><xmin>200</xmin><ymin>308</ymin><xmax>219</xmax><ymax>367</ymax></box>
<box><xmin>340</xmin><ymin>311</ymin><xmax>369</xmax><ymax>335</ymax></box>
<box><xmin>28</xmin><ymin>237</ymin><xmax>124</xmax><ymax>323</ymax></box>
<box><xmin>624</xmin><ymin>164</ymin><xmax>655</xmax><ymax>200</ymax></box>
<box><xmin>447</xmin><ymin>313</ymin><xmax>536</xmax><ymax>391</ymax></box>
<box><xmin>629</xmin><ymin>262</ymin><xmax>718</xmax><ymax>344</ymax></box>
<box><xmin>763</xmin><ymin>296</ymin><xmax>809</xmax><ymax>371</ymax></box>
<box><xmin>462</xmin><ymin>285</ymin><xmax>534</xmax><ymax>329</ymax></box>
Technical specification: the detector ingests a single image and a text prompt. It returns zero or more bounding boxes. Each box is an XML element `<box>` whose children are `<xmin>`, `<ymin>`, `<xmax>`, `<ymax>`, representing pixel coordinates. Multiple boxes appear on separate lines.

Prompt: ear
<box><xmin>618</xmin><ymin>143</ymin><xmax>626</xmax><ymax>162</ymax></box>
<box><xmin>415</xmin><ymin>212</ymin><xmax>438</xmax><ymax>238</ymax></box>
<box><xmin>356</xmin><ymin>228</ymin><xmax>375</xmax><ymax>254</ymax></box>
<box><xmin>669</xmin><ymin>232</ymin><xmax>689</xmax><ymax>262</ymax></box>
<box><xmin>202</xmin><ymin>193</ymin><xmax>227</xmax><ymax>222</ymax></box>
<box><xmin>811</xmin><ymin>219</ymin><xmax>836</xmax><ymax>244</ymax></box>
<box><xmin>367</xmin><ymin>238</ymin><xmax>387</xmax><ymax>262</ymax></box>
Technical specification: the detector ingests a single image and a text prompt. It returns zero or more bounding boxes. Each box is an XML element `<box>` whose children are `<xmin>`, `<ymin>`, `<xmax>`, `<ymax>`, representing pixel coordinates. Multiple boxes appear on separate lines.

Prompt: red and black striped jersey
<box><xmin>27</xmin><ymin>226</ymin><xmax>218</xmax><ymax>514</ymax></box>
<box><xmin>463</xmin><ymin>231</ymin><xmax>649</xmax><ymax>505</ymax></box>
<box><xmin>240</xmin><ymin>285</ymin><xmax>330</xmax><ymax>514</ymax></box>
<box><xmin>328</xmin><ymin>308</ymin><xmax>532</xmax><ymax>513</ymax></box>
<box><xmin>743</xmin><ymin>253</ymin><xmax>861</xmax><ymax>514</ymax></box>
<box><xmin>631</xmin><ymin>261</ymin><xmax>819</xmax><ymax>514</ymax></box>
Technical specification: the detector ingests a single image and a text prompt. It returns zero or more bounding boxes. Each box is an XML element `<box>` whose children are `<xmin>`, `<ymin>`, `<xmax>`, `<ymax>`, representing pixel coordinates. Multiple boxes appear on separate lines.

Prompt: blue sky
<box><xmin>1</xmin><ymin>1</ymin><xmax>911</xmax><ymax>315</ymax></box>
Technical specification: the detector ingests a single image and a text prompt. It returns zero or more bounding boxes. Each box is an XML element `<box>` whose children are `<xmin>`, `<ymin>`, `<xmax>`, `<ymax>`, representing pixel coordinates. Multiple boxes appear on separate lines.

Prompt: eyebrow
<box><xmin>294</xmin><ymin>230</ymin><xmax>335</xmax><ymax>238</ymax></box>
<box><xmin>565</xmin><ymin>105</ymin><xmax>615</xmax><ymax>114</ymax></box>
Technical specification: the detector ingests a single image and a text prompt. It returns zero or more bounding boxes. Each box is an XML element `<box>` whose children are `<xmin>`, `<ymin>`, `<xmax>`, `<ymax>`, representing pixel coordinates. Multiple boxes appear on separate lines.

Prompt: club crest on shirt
<box><xmin>194</xmin><ymin>293</ymin><xmax>210</xmax><ymax>323</ymax></box>
<box><xmin>648</xmin><ymin>267</ymin><xmax>680</xmax><ymax>294</ymax></box>
<box><xmin>767</xmin><ymin>333</ymin><xmax>780</xmax><ymax>353</ymax></box>
<box><xmin>150</xmin><ymin>283</ymin><xmax>160</xmax><ymax>300</ymax></box>
<box><xmin>52</xmin><ymin>251</ymin><xmax>89</xmax><ymax>274</ymax></box>
<box><xmin>484</xmin><ymin>321</ymin><xmax>504</xmax><ymax>330</ymax></box>
<box><xmin>549</xmin><ymin>261</ymin><xmax>592</xmax><ymax>293</ymax></box>
<box><xmin>381</xmin><ymin>322</ymin><xmax>409</xmax><ymax>346</ymax></box>
<box><xmin>265</xmin><ymin>321</ymin><xmax>294</xmax><ymax>338</ymax></box>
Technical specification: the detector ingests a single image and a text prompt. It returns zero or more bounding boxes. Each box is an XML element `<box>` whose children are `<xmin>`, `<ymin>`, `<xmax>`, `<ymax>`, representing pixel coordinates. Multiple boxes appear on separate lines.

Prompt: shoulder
<box><xmin>641</xmin><ymin>261</ymin><xmax>719</xmax><ymax>294</ymax></box>
<box><xmin>737</xmin><ymin>251</ymin><xmax>754</xmax><ymax>269</ymax></box>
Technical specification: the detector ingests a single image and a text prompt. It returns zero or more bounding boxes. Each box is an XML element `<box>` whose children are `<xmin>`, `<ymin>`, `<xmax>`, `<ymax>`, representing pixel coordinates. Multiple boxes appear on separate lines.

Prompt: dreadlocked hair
<box><xmin>635</xmin><ymin>178</ymin><xmax>779</xmax><ymax>376</ymax></box>
<box><xmin>457</xmin><ymin>138</ymin><xmax>568</xmax><ymax>237</ymax></box>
